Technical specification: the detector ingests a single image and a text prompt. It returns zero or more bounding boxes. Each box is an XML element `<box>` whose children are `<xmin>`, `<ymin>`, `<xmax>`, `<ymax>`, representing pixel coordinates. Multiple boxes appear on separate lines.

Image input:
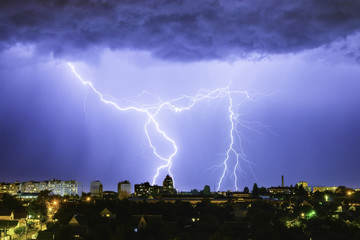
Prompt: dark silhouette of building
<box><xmin>134</xmin><ymin>182</ymin><xmax>151</xmax><ymax>198</ymax></box>
<box><xmin>163</xmin><ymin>175</ymin><xmax>176</xmax><ymax>195</ymax></box>
<box><xmin>90</xmin><ymin>181</ymin><xmax>103</xmax><ymax>199</ymax></box>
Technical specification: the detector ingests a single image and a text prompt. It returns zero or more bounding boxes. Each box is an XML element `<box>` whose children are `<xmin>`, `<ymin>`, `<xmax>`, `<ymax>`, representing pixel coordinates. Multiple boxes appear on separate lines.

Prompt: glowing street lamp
<box><xmin>325</xmin><ymin>195</ymin><xmax>329</xmax><ymax>202</ymax></box>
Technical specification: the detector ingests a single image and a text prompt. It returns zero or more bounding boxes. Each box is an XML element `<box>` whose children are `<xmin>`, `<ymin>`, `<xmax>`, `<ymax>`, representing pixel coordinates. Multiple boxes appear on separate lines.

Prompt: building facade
<box><xmin>134</xmin><ymin>182</ymin><xmax>151</xmax><ymax>198</ymax></box>
<box><xmin>90</xmin><ymin>181</ymin><xmax>103</xmax><ymax>198</ymax></box>
<box><xmin>296</xmin><ymin>181</ymin><xmax>311</xmax><ymax>192</ymax></box>
<box><xmin>313</xmin><ymin>186</ymin><xmax>338</xmax><ymax>192</ymax></box>
<box><xmin>163</xmin><ymin>175</ymin><xmax>176</xmax><ymax>194</ymax></box>
<box><xmin>0</xmin><ymin>180</ymin><xmax>79</xmax><ymax>196</ymax></box>
<box><xmin>118</xmin><ymin>180</ymin><xmax>131</xmax><ymax>199</ymax></box>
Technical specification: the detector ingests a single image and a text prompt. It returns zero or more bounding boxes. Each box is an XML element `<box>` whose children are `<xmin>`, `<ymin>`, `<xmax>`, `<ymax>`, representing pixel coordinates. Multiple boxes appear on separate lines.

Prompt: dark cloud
<box><xmin>1</xmin><ymin>0</ymin><xmax>360</xmax><ymax>60</ymax></box>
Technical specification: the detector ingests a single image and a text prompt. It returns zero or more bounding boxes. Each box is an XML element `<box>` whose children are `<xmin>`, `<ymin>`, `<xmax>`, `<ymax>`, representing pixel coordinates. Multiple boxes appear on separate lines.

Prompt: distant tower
<box><xmin>163</xmin><ymin>175</ymin><xmax>175</xmax><ymax>194</ymax></box>
<box><xmin>118</xmin><ymin>180</ymin><xmax>131</xmax><ymax>199</ymax></box>
<box><xmin>90</xmin><ymin>181</ymin><xmax>103</xmax><ymax>199</ymax></box>
<box><xmin>281</xmin><ymin>175</ymin><xmax>284</xmax><ymax>188</ymax></box>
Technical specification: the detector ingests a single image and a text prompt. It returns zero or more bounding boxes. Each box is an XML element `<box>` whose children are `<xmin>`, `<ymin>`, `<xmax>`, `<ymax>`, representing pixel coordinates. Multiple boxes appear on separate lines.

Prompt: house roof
<box><xmin>69</xmin><ymin>216</ymin><xmax>80</xmax><ymax>225</ymax></box>
<box><xmin>131</xmin><ymin>215</ymin><xmax>162</xmax><ymax>228</ymax></box>
<box><xmin>99</xmin><ymin>208</ymin><xmax>112</xmax><ymax>215</ymax></box>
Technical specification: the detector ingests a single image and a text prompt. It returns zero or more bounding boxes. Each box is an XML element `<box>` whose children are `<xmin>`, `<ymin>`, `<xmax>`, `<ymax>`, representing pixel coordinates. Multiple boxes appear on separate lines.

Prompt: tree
<box><xmin>191</xmin><ymin>189</ymin><xmax>199</xmax><ymax>195</ymax></box>
<box><xmin>258</xmin><ymin>187</ymin><xmax>267</xmax><ymax>195</ymax></box>
<box><xmin>294</xmin><ymin>184</ymin><xmax>307</xmax><ymax>198</ymax></box>
<box><xmin>202</xmin><ymin>185</ymin><xmax>211</xmax><ymax>196</ymax></box>
<box><xmin>27</xmin><ymin>201</ymin><xmax>47</xmax><ymax>221</ymax></box>
<box><xmin>336</xmin><ymin>185</ymin><xmax>352</xmax><ymax>196</ymax></box>
<box><xmin>37</xmin><ymin>190</ymin><xmax>52</xmax><ymax>203</ymax></box>
<box><xmin>0</xmin><ymin>193</ymin><xmax>23</xmax><ymax>210</ymax></box>
<box><xmin>243</xmin><ymin>187</ymin><xmax>249</xmax><ymax>193</ymax></box>
<box><xmin>252</xmin><ymin>183</ymin><xmax>259</xmax><ymax>197</ymax></box>
<box><xmin>14</xmin><ymin>226</ymin><xmax>26</xmax><ymax>236</ymax></box>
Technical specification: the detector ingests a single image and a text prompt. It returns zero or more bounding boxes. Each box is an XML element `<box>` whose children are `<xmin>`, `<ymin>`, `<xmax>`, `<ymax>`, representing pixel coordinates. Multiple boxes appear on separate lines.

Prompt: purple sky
<box><xmin>1</xmin><ymin>0</ymin><xmax>360</xmax><ymax>192</ymax></box>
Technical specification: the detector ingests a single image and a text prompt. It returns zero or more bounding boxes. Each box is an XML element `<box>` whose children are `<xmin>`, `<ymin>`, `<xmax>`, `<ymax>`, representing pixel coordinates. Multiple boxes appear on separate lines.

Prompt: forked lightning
<box><xmin>68</xmin><ymin>62</ymin><xmax>256</xmax><ymax>191</ymax></box>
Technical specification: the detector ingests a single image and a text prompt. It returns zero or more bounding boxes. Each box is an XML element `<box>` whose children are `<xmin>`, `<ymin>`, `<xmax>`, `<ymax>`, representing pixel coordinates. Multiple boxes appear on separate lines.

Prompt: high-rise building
<box><xmin>163</xmin><ymin>175</ymin><xmax>176</xmax><ymax>194</ymax></box>
<box><xmin>0</xmin><ymin>180</ymin><xmax>79</xmax><ymax>196</ymax></box>
<box><xmin>22</xmin><ymin>181</ymin><xmax>40</xmax><ymax>193</ymax></box>
<box><xmin>90</xmin><ymin>181</ymin><xmax>103</xmax><ymax>198</ymax></box>
<box><xmin>48</xmin><ymin>179</ymin><xmax>63</xmax><ymax>195</ymax></box>
<box><xmin>134</xmin><ymin>182</ymin><xmax>151</xmax><ymax>198</ymax></box>
<box><xmin>63</xmin><ymin>180</ymin><xmax>79</xmax><ymax>196</ymax></box>
<box><xmin>118</xmin><ymin>180</ymin><xmax>131</xmax><ymax>199</ymax></box>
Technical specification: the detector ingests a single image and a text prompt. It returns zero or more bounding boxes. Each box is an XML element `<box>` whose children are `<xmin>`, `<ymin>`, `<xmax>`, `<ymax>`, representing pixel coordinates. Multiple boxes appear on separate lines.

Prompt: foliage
<box><xmin>252</xmin><ymin>183</ymin><xmax>259</xmax><ymax>197</ymax></box>
<box><xmin>27</xmin><ymin>201</ymin><xmax>47</xmax><ymax>221</ymax></box>
<box><xmin>14</xmin><ymin>226</ymin><xmax>26</xmax><ymax>236</ymax></box>
<box><xmin>202</xmin><ymin>185</ymin><xmax>211</xmax><ymax>196</ymax></box>
<box><xmin>0</xmin><ymin>193</ymin><xmax>23</xmax><ymax>210</ymax></box>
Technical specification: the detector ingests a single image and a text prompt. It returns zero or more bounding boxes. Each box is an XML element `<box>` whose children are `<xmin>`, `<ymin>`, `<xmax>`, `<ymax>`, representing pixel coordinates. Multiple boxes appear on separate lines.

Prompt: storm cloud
<box><xmin>1</xmin><ymin>0</ymin><xmax>360</xmax><ymax>61</ymax></box>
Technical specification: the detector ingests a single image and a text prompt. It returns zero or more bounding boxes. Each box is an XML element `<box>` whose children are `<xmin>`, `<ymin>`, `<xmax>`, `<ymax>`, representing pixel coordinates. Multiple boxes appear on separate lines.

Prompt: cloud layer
<box><xmin>1</xmin><ymin>0</ymin><xmax>360</xmax><ymax>61</ymax></box>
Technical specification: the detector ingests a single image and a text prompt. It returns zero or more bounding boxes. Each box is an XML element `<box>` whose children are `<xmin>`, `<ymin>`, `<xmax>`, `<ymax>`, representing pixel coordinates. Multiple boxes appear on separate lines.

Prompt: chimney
<box><xmin>281</xmin><ymin>175</ymin><xmax>284</xmax><ymax>188</ymax></box>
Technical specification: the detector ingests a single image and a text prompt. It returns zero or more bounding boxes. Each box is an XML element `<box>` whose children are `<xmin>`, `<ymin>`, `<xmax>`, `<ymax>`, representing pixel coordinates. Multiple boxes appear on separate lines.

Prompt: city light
<box><xmin>306</xmin><ymin>210</ymin><xmax>316</xmax><ymax>219</ymax></box>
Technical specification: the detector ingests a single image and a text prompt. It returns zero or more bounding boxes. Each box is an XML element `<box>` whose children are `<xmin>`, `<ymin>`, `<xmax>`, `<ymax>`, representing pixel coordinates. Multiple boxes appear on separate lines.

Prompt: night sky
<box><xmin>1</xmin><ymin>0</ymin><xmax>360</xmax><ymax>192</ymax></box>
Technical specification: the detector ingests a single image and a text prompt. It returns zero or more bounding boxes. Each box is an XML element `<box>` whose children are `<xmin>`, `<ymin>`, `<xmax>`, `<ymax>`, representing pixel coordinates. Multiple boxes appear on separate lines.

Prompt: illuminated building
<box><xmin>313</xmin><ymin>186</ymin><xmax>338</xmax><ymax>192</ymax></box>
<box><xmin>0</xmin><ymin>182</ymin><xmax>10</xmax><ymax>194</ymax></box>
<box><xmin>8</xmin><ymin>182</ymin><xmax>20</xmax><ymax>195</ymax></box>
<box><xmin>296</xmin><ymin>181</ymin><xmax>311</xmax><ymax>192</ymax></box>
<box><xmin>163</xmin><ymin>175</ymin><xmax>176</xmax><ymax>194</ymax></box>
<box><xmin>268</xmin><ymin>187</ymin><xmax>291</xmax><ymax>195</ymax></box>
<box><xmin>103</xmin><ymin>191</ymin><xmax>117</xmax><ymax>201</ymax></box>
<box><xmin>0</xmin><ymin>180</ymin><xmax>79</xmax><ymax>196</ymax></box>
<box><xmin>48</xmin><ymin>179</ymin><xmax>63</xmax><ymax>195</ymax></box>
<box><xmin>118</xmin><ymin>180</ymin><xmax>131</xmax><ymax>200</ymax></box>
<box><xmin>268</xmin><ymin>175</ymin><xmax>290</xmax><ymax>194</ymax></box>
<box><xmin>150</xmin><ymin>185</ymin><xmax>163</xmax><ymax>196</ymax></box>
<box><xmin>134</xmin><ymin>182</ymin><xmax>151</xmax><ymax>198</ymax></box>
<box><xmin>90</xmin><ymin>181</ymin><xmax>103</xmax><ymax>198</ymax></box>
<box><xmin>21</xmin><ymin>181</ymin><xmax>40</xmax><ymax>193</ymax></box>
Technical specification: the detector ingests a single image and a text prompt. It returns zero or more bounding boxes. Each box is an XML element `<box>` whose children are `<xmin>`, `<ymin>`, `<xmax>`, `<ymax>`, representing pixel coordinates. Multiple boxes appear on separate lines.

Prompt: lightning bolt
<box><xmin>68</xmin><ymin>62</ymin><xmax>260</xmax><ymax>191</ymax></box>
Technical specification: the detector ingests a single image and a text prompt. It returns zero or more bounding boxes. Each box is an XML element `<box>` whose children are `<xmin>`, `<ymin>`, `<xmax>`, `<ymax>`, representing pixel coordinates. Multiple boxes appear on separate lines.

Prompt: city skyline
<box><xmin>1</xmin><ymin>1</ymin><xmax>360</xmax><ymax>191</ymax></box>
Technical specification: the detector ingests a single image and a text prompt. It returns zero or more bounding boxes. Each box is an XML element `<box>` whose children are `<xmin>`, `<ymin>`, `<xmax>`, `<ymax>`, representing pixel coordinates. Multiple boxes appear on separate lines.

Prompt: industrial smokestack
<box><xmin>281</xmin><ymin>175</ymin><xmax>284</xmax><ymax>187</ymax></box>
